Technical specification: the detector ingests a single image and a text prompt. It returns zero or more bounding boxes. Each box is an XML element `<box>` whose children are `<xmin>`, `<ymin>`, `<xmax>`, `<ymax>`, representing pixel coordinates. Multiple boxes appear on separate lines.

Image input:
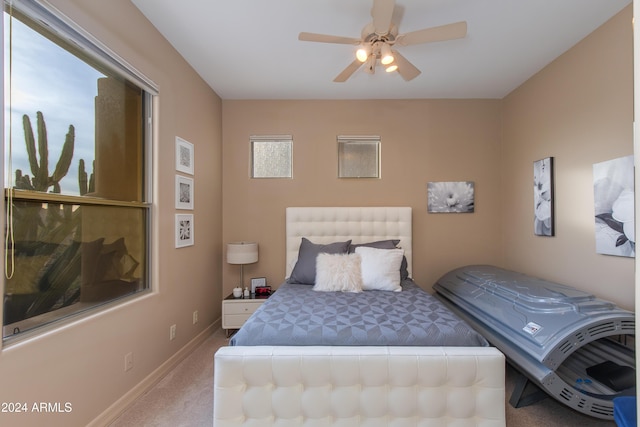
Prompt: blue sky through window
<box><xmin>4</xmin><ymin>12</ymin><xmax>104</xmax><ymax>195</ymax></box>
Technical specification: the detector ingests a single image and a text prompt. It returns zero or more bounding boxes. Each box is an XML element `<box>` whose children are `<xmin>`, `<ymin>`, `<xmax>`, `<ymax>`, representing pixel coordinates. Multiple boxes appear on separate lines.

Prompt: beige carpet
<box><xmin>110</xmin><ymin>328</ymin><xmax>617</xmax><ymax>427</ymax></box>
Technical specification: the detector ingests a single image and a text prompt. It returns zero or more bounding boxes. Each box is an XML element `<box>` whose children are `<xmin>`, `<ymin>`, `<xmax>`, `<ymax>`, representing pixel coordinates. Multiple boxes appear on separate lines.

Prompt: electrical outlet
<box><xmin>192</xmin><ymin>310</ymin><xmax>198</xmax><ymax>325</ymax></box>
<box><xmin>124</xmin><ymin>352</ymin><xmax>133</xmax><ymax>372</ymax></box>
<box><xmin>169</xmin><ymin>324</ymin><xmax>176</xmax><ymax>341</ymax></box>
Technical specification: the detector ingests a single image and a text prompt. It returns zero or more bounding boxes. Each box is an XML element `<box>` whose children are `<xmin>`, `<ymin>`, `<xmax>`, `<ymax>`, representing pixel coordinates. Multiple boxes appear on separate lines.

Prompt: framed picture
<box><xmin>175</xmin><ymin>214</ymin><xmax>194</xmax><ymax>248</ymax></box>
<box><xmin>251</xmin><ymin>277</ymin><xmax>266</xmax><ymax>294</ymax></box>
<box><xmin>533</xmin><ymin>157</ymin><xmax>554</xmax><ymax>236</ymax></box>
<box><xmin>175</xmin><ymin>175</ymin><xmax>194</xmax><ymax>210</ymax></box>
<box><xmin>176</xmin><ymin>137</ymin><xmax>194</xmax><ymax>175</ymax></box>
<box><xmin>593</xmin><ymin>155</ymin><xmax>634</xmax><ymax>257</ymax></box>
<box><xmin>427</xmin><ymin>181</ymin><xmax>475</xmax><ymax>213</ymax></box>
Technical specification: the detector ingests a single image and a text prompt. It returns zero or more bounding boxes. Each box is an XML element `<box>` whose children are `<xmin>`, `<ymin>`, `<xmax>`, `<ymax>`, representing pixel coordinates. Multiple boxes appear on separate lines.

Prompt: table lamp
<box><xmin>226</xmin><ymin>242</ymin><xmax>258</xmax><ymax>289</ymax></box>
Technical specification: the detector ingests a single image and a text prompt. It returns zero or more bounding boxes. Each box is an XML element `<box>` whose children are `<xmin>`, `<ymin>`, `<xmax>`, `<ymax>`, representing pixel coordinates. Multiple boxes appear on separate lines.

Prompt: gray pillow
<box><xmin>288</xmin><ymin>238</ymin><xmax>351</xmax><ymax>285</ymax></box>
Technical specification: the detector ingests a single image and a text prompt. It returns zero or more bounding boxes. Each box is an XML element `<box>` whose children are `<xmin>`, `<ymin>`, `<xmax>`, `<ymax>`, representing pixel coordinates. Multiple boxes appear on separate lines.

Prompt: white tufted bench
<box><xmin>213</xmin><ymin>346</ymin><xmax>506</xmax><ymax>426</ymax></box>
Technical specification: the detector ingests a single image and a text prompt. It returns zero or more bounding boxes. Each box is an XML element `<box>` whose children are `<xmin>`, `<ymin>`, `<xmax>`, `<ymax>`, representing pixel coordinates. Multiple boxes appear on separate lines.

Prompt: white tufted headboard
<box><xmin>285</xmin><ymin>207</ymin><xmax>412</xmax><ymax>278</ymax></box>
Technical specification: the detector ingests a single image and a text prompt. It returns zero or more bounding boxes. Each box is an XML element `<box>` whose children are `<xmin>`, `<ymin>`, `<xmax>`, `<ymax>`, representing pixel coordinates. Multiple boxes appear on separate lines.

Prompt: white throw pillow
<box><xmin>313</xmin><ymin>253</ymin><xmax>363</xmax><ymax>293</ymax></box>
<box><xmin>355</xmin><ymin>246</ymin><xmax>404</xmax><ymax>291</ymax></box>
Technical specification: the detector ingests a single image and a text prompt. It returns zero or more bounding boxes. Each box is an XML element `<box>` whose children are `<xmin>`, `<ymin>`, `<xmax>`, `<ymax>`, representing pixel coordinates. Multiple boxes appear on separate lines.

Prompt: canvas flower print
<box><xmin>593</xmin><ymin>155</ymin><xmax>634</xmax><ymax>257</ymax></box>
<box><xmin>533</xmin><ymin>157</ymin><xmax>554</xmax><ymax>236</ymax></box>
<box><xmin>427</xmin><ymin>181</ymin><xmax>475</xmax><ymax>213</ymax></box>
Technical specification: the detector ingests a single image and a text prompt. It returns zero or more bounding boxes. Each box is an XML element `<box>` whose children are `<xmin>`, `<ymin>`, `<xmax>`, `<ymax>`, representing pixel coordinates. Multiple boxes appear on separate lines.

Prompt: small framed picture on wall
<box><xmin>427</xmin><ymin>181</ymin><xmax>475</xmax><ymax>213</ymax></box>
<box><xmin>175</xmin><ymin>175</ymin><xmax>194</xmax><ymax>210</ymax></box>
<box><xmin>176</xmin><ymin>137</ymin><xmax>194</xmax><ymax>175</ymax></box>
<box><xmin>175</xmin><ymin>213</ymin><xmax>194</xmax><ymax>248</ymax></box>
<box><xmin>533</xmin><ymin>157</ymin><xmax>554</xmax><ymax>236</ymax></box>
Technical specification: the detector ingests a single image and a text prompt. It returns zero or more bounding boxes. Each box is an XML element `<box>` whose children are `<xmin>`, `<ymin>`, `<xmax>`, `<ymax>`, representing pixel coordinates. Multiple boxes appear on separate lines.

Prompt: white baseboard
<box><xmin>87</xmin><ymin>320</ymin><xmax>219</xmax><ymax>427</ymax></box>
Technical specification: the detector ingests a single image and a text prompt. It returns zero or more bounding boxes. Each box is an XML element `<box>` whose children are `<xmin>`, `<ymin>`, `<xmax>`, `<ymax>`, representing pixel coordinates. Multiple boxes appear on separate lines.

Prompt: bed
<box><xmin>214</xmin><ymin>207</ymin><xmax>506</xmax><ymax>426</ymax></box>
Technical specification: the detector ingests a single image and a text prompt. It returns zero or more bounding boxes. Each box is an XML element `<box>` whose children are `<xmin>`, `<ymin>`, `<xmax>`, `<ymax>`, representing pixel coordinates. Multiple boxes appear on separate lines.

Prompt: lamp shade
<box><xmin>226</xmin><ymin>242</ymin><xmax>258</xmax><ymax>265</ymax></box>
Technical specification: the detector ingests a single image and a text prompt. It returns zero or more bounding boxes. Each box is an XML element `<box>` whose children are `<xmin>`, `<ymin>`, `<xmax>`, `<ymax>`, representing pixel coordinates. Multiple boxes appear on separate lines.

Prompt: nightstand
<box><xmin>222</xmin><ymin>293</ymin><xmax>268</xmax><ymax>336</ymax></box>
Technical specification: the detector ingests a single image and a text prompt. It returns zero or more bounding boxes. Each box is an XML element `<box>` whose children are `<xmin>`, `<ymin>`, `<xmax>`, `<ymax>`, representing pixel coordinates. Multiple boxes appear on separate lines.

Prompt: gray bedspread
<box><xmin>230</xmin><ymin>280</ymin><xmax>488</xmax><ymax>346</ymax></box>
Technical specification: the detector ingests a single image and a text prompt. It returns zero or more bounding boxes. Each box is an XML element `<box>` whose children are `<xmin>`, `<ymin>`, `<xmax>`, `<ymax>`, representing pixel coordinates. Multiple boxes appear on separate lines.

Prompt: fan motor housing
<box><xmin>362</xmin><ymin>22</ymin><xmax>397</xmax><ymax>44</ymax></box>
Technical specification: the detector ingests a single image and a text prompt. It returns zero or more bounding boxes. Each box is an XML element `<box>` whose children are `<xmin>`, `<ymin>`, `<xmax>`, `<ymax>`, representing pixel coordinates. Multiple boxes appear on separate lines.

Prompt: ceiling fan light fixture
<box><xmin>364</xmin><ymin>54</ymin><xmax>376</xmax><ymax>74</ymax></box>
<box><xmin>380</xmin><ymin>43</ymin><xmax>394</xmax><ymax>65</ymax></box>
<box><xmin>356</xmin><ymin>44</ymin><xmax>371</xmax><ymax>62</ymax></box>
<box><xmin>300</xmin><ymin>0</ymin><xmax>467</xmax><ymax>82</ymax></box>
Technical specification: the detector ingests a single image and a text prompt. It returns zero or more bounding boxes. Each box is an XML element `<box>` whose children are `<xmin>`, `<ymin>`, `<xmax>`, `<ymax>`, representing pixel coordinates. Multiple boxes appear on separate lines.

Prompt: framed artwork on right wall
<box><xmin>533</xmin><ymin>157</ymin><xmax>554</xmax><ymax>236</ymax></box>
<box><xmin>593</xmin><ymin>154</ymin><xmax>635</xmax><ymax>257</ymax></box>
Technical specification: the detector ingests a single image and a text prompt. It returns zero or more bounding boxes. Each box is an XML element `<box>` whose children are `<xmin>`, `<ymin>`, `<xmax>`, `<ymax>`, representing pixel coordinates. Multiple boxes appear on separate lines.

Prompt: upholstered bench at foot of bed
<box><xmin>213</xmin><ymin>346</ymin><xmax>506</xmax><ymax>426</ymax></box>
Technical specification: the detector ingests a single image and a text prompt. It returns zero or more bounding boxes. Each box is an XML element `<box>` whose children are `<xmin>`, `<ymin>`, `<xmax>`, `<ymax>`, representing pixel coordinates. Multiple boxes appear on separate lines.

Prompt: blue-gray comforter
<box><xmin>230</xmin><ymin>280</ymin><xmax>488</xmax><ymax>347</ymax></box>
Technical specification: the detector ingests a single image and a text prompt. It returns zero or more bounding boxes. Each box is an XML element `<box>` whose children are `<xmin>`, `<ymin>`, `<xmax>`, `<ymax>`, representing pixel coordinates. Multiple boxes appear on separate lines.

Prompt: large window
<box><xmin>2</xmin><ymin>1</ymin><xmax>155</xmax><ymax>341</ymax></box>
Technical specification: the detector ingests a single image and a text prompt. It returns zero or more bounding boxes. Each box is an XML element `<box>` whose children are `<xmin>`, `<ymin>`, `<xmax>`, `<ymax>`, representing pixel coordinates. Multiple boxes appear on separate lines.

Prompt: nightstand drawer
<box><xmin>224</xmin><ymin>302</ymin><xmax>261</xmax><ymax>315</ymax></box>
<box><xmin>222</xmin><ymin>293</ymin><xmax>269</xmax><ymax>335</ymax></box>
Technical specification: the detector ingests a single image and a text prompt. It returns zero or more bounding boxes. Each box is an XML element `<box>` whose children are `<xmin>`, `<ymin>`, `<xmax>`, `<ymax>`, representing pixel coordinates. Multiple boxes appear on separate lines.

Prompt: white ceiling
<box><xmin>130</xmin><ymin>0</ymin><xmax>631</xmax><ymax>100</ymax></box>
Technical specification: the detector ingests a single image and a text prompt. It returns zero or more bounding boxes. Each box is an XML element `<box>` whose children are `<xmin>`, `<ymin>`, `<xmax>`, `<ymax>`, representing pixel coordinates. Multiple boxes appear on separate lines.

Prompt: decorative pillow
<box><xmin>348</xmin><ymin>239</ymin><xmax>400</xmax><ymax>253</ymax></box>
<box><xmin>288</xmin><ymin>238</ymin><xmax>352</xmax><ymax>285</ymax></box>
<box><xmin>349</xmin><ymin>239</ymin><xmax>410</xmax><ymax>280</ymax></box>
<box><xmin>313</xmin><ymin>253</ymin><xmax>363</xmax><ymax>293</ymax></box>
<box><xmin>355</xmin><ymin>246</ymin><xmax>405</xmax><ymax>292</ymax></box>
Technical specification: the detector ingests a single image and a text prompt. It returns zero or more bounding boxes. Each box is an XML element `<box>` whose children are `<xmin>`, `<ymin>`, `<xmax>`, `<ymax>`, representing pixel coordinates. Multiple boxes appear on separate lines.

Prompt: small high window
<box><xmin>250</xmin><ymin>135</ymin><xmax>293</xmax><ymax>178</ymax></box>
<box><xmin>337</xmin><ymin>135</ymin><xmax>381</xmax><ymax>178</ymax></box>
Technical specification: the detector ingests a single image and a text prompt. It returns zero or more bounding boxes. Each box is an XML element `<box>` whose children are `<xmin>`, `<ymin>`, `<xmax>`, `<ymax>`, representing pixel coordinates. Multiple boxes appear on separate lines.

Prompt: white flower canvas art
<box><xmin>593</xmin><ymin>155</ymin><xmax>635</xmax><ymax>257</ymax></box>
<box><xmin>427</xmin><ymin>181</ymin><xmax>475</xmax><ymax>213</ymax></box>
<box><xmin>533</xmin><ymin>157</ymin><xmax>554</xmax><ymax>236</ymax></box>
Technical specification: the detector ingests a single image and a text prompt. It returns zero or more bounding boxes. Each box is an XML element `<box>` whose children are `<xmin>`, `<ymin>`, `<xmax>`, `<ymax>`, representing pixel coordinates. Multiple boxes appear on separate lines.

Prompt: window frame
<box><xmin>2</xmin><ymin>0</ymin><xmax>156</xmax><ymax>344</ymax></box>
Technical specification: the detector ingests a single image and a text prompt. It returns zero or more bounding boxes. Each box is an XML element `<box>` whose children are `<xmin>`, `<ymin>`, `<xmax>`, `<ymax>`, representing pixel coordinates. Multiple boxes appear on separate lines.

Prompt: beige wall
<box><xmin>501</xmin><ymin>5</ymin><xmax>634</xmax><ymax>309</ymax></box>
<box><xmin>0</xmin><ymin>1</ymin><xmax>633</xmax><ymax>426</ymax></box>
<box><xmin>0</xmin><ymin>1</ymin><xmax>223</xmax><ymax>426</ymax></box>
<box><xmin>222</xmin><ymin>99</ymin><xmax>504</xmax><ymax>294</ymax></box>
<box><xmin>222</xmin><ymin>5</ymin><xmax>634</xmax><ymax>311</ymax></box>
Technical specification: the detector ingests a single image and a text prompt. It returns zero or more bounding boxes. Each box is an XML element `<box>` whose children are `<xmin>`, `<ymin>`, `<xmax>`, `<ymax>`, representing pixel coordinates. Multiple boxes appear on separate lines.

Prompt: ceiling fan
<box><xmin>298</xmin><ymin>0</ymin><xmax>467</xmax><ymax>82</ymax></box>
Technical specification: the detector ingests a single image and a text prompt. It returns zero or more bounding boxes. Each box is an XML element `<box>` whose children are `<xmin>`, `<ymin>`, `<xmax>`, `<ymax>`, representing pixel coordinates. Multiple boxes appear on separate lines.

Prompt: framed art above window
<box><xmin>338</xmin><ymin>136</ymin><xmax>380</xmax><ymax>178</ymax></box>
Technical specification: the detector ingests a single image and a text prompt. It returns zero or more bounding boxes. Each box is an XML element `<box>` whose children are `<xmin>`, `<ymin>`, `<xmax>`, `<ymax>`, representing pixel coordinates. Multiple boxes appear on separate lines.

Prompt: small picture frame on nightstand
<box><xmin>251</xmin><ymin>277</ymin><xmax>266</xmax><ymax>294</ymax></box>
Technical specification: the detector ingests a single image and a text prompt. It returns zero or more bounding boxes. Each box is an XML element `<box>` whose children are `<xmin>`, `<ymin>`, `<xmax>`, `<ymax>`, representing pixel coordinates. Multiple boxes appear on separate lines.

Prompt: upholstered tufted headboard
<box><xmin>285</xmin><ymin>207</ymin><xmax>412</xmax><ymax>279</ymax></box>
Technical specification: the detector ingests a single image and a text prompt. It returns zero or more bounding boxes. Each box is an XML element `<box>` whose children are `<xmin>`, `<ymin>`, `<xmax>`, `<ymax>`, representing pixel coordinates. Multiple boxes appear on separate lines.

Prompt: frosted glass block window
<box><xmin>338</xmin><ymin>136</ymin><xmax>380</xmax><ymax>178</ymax></box>
<box><xmin>251</xmin><ymin>135</ymin><xmax>293</xmax><ymax>178</ymax></box>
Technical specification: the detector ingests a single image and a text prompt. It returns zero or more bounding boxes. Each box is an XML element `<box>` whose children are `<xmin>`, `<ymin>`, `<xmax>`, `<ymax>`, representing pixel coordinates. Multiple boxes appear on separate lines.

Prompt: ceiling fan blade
<box><xmin>391</xmin><ymin>50</ymin><xmax>421</xmax><ymax>81</ymax></box>
<box><xmin>396</xmin><ymin>21</ymin><xmax>467</xmax><ymax>46</ymax></box>
<box><xmin>334</xmin><ymin>60</ymin><xmax>363</xmax><ymax>82</ymax></box>
<box><xmin>298</xmin><ymin>32</ymin><xmax>361</xmax><ymax>45</ymax></box>
<box><xmin>371</xmin><ymin>0</ymin><xmax>395</xmax><ymax>36</ymax></box>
